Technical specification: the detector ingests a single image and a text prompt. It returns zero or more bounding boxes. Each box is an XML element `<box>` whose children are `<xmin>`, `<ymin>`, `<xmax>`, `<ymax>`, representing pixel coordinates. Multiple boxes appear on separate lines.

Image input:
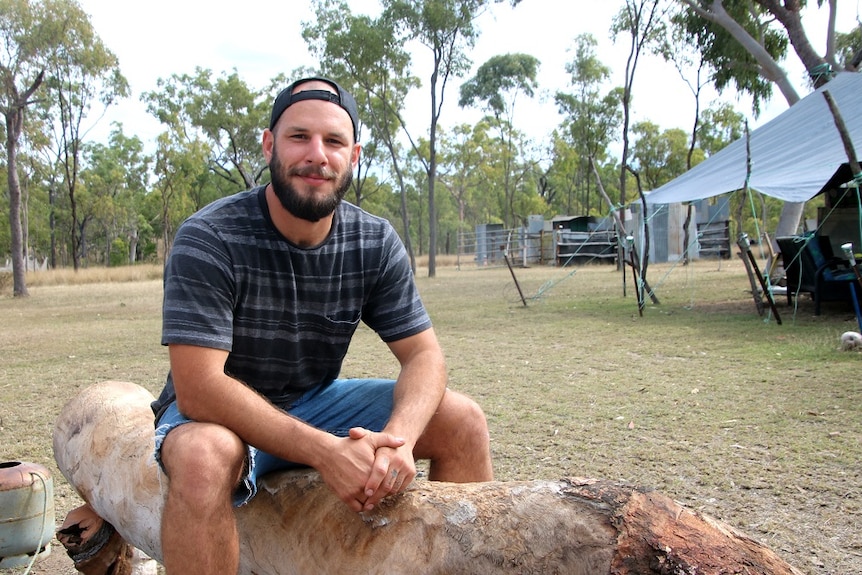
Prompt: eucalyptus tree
<box><xmin>150</xmin><ymin>131</ymin><xmax>211</xmax><ymax>260</ymax></box>
<box><xmin>144</xmin><ymin>68</ymin><xmax>270</xmax><ymax>192</ymax></box>
<box><xmin>81</xmin><ymin>125</ymin><xmax>149</xmax><ymax>265</ymax></box>
<box><xmin>2</xmin><ymin>0</ymin><xmax>46</xmax><ymax>295</ymax></box>
<box><xmin>345</xmin><ymin>138</ymin><xmax>392</xmax><ymax>210</ymax></box>
<box><xmin>385</xmin><ymin>0</ymin><xmax>513</xmax><ymax>277</ymax></box>
<box><xmin>303</xmin><ymin>0</ymin><xmax>421</xmax><ymax>271</ymax></box>
<box><xmin>672</xmin><ymin>0</ymin><xmax>859</xmax><ymax>238</ymax></box>
<box><xmin>438</xmin><ymin>118</ymin><xmax>542</xmax><ymax>231</ymax></box>
<box><xmin>543</xmin><ymin>131</ymin><xmax>580</xmax><ymax>215</ymax></box>
<box><xmin>630</xmin><ymin>122</ymin><xmax>701</xmax><ymax>191</ymax></box>
<box><xmin>42</xmin><ymin>2</ymin><xmax>128</xmax><ymax>271</ymax></box>
<box><xmin>1</xmin><ymin>0</ymin><xmax>116</xmax><ymax>292</ymax></box>
<box><xmin>837</xmin><ymin>23</ymin><xmax>861</xmax><ymax>68</ymax></box>
<box><xmin>304</xmin><ymin>0</ymin><xmax>518</xmax><ymax>277</ymax></box>
<box><xmin>555</xmin><ymin>34</ymin><xmax>623</xmax><ymax>216</ymax></box>
<box><xmin>458</xmin><ymin>53</ymin><xmax>539</xmax><ymax>228</ymax></box>
<box><xmin>7</xmin><ymin>150</ymin><xmax>52</xmax><ymax>268</ymax></box>
<box><xmin>305</xmin><ymin>0</ymin><xmax>518</xmax><ymax>276</ymax></box>
<box><xmin>437</xmin><ymin>122</ymin><xmax>492</xmax><ymax>235</ymax></box>
<box><xmin>611</xmin><ymin>0</ymin><xmax>669</xmax><ymax>217</ymax></box>
<box><xmin>698</xmin><ymin>103</ymin><xmax>746</xmax><ymax>156</ymax></box>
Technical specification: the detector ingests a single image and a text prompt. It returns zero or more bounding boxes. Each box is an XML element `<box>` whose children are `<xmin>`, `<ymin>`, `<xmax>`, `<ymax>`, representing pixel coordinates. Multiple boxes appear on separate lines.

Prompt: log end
<box><xmin>563</xmin><ymin>477</ymin><xmax>805</xmax><ymax>575</ymax></box>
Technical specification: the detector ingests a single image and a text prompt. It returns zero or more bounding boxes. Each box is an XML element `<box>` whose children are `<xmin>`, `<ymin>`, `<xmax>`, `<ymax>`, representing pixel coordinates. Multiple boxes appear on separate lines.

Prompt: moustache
<box><xmin>289</xmin><ymin>166</ymin><xmax>339</xmax><ymax>180</ymax></box>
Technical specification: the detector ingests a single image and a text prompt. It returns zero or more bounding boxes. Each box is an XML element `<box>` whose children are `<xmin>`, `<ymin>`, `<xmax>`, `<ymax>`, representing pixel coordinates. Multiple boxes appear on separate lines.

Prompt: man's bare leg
<box><xmin>415</xmin><ymin>389</ymin><xmax>494</xmax><ymax>482</ymax></box>
<box><xmin>160</xmin><ymin>423</ymin><xmax>246</xmax><ymax>575</ymax></box>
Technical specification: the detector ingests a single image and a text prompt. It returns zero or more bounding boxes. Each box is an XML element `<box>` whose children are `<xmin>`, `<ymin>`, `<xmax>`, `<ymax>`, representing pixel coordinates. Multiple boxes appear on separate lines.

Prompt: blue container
<box><xmin>0</xmin><ymin>461</ymin><xmax>54</xmax><ymax>568</ymax></box>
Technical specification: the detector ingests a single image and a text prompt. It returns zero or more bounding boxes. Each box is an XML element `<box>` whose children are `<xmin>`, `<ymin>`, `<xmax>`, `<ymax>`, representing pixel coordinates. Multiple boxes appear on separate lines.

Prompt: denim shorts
<box><xmin>154</xmin><ymin>378</ymin><xmax>395</xmax><ymax>506</ymax></box>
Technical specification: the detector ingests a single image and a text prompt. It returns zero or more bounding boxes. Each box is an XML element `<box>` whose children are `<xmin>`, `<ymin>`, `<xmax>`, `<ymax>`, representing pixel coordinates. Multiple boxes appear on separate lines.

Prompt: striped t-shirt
<box><xmin>151</xmin><ymin>186</ymin><xmax>431</xmax><ymax>420</ymax></box>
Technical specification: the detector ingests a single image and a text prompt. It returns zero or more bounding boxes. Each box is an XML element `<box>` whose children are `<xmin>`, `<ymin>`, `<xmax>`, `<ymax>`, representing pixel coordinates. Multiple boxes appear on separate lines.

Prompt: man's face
<box><xmin>265</xmin><ymin>82</ymin><xmax>360</xmax><ymax>222</ymax></box>
<box><xmin>268</xmin><ymin>139</ymin><xmax>354</xmax><ymax>222</ymax></box>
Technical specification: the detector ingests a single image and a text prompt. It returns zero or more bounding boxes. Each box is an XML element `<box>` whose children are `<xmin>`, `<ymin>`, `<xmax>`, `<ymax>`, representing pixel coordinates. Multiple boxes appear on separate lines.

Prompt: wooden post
<box><xmin>737</xmin><ymin>234</ymin><xmax>782</xmax><ymax>323</ymax></box>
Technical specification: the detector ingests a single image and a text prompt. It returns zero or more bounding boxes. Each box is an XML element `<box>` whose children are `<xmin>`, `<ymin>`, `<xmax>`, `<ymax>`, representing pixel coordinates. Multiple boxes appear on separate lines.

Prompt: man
<box><xmin>151</xmin><ymin>77</ymin><xmax>494</xmax><ymax>574</ymax></box>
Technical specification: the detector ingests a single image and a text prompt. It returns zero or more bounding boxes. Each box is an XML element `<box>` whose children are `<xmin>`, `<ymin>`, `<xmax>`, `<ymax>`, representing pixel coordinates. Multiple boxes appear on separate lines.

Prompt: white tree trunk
<box><xmin>53</xmin><ymin>381</ymin><xmax>804</xmax><ymax>575</ymax></box>
<box><xmin>677</xmin><ymin>0</ymin><xmax>808</xmax><ymax>239</ymax></box>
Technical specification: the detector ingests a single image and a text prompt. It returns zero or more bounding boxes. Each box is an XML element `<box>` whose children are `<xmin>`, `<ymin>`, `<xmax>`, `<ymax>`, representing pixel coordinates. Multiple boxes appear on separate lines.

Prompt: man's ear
<box><xmin>351</xmin><ymin>143</ymin><xmax>361</xmax><ymax>168</ymax></box>
<box><xmin>262</xmin><ymin>129</ymin><xmax>275</xmax><ymax>163</ymax></box>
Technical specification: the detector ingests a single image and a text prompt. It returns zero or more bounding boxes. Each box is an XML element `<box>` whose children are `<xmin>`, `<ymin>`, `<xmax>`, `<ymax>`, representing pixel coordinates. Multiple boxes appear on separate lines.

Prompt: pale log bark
<box><xmin>53</xmin><ymin>381</ymin><xmax>804</xmax><ymax>575</ymax></box>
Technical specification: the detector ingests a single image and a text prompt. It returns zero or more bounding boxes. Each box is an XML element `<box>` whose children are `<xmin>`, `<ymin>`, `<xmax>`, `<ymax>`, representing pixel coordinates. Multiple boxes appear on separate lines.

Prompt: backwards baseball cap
<box><xmin>269</xmin><ymin>76</ymin><xmax>360</xmax><ymax>142</ymax></box>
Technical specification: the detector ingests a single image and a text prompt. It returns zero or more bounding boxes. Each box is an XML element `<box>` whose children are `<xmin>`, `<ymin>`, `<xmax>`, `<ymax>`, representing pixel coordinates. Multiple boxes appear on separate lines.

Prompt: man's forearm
<box><xmin>170</xmin><ymin>345</ymin><xmax>338</xmax><ymax>468</ymax></box>
<box><xmin>384</xmin><ymin>345</ymin><xmax>448</xmax><ymax>449</ymax></box>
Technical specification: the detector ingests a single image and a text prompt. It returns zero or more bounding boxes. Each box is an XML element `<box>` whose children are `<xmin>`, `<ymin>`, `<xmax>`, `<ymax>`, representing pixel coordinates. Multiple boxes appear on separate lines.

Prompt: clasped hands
<box><xmin>319</xmin><ymin>426</ymin><xmax>416</xmax><ymax>513</ymax></box>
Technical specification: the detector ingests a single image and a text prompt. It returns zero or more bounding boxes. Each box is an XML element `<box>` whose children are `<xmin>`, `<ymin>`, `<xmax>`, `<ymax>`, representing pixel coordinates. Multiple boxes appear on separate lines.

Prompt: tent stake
<box><xmin>502</xmin><ymin>247</ymin><xmax>527</xmax><ymax>307</ymax></box>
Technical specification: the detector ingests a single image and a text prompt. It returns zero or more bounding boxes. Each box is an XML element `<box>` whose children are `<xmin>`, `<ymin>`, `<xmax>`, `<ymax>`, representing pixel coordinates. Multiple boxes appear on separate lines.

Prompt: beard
<box><xmin>269</xmin><ymin>147</ymin><xmax>353</xmax><ymax>222</ymax></box>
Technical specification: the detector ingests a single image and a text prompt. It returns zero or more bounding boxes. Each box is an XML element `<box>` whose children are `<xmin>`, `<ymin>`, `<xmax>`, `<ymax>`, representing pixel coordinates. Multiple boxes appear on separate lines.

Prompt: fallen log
<box><xmin>53</xmin><ymin>381</ymin><xmax>803</xmax><ymax>575</ymax></box>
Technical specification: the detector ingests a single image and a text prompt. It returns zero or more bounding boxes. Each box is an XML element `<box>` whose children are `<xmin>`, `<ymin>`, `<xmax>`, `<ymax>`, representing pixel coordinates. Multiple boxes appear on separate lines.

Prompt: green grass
<box><xmin>1</xmin><ymin>259</ymin><xmax>860</xmax><ymax>574</ymax></box>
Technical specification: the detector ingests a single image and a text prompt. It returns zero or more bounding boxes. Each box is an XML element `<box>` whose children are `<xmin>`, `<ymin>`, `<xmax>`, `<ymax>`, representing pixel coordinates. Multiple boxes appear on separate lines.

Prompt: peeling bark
<box><xmin>53</xmin><ymin>382</ymin><xmax>804</xmax><ymax>575</ymax></box>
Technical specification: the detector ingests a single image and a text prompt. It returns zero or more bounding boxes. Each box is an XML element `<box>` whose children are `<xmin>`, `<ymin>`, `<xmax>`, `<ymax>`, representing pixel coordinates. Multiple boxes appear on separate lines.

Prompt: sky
<box><xmin>76</xmin><ymin>0</ymin><xmax>862</xmax><ymax>155</ymax></box>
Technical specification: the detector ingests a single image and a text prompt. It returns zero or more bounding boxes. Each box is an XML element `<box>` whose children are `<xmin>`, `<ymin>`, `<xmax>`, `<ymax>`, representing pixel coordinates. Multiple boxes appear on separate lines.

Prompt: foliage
<box><xmin>458</xmin><ymin>53</ymin><xmax>539</xmax><ymax>119</ymax></box>
<box><xmin>459</xmin><ymin>53</ymin><xmax>540</xmax><ymax>228</ymax></box>
<box><xmin>555</xmin><ymin>34</ymin><xmax>624</xmax><ymax>215</ymax></box>
<box><xmin>42</xmin><ymin>0</ymin><xmax>128</xmax><ymax>272</ymax></box>
<box><xmin>1</xmin><ymin>0</ymin><xmax>78</xmax><ymax>293</ymax></box>
<box><xmin>1</xmin><ymin>0</ymin><xmax>853</xmax><ymax>281</ymax></box>
<box><xmin>611</xmin><ymin>0</ymin><xmax>669</xmax><ymax>208</ymax></box>
<box><xmin>630</xmin><ymin>121</ymin><xmax>700</xmax><ymax>190</ymax></box>
<box><xmin>671</xmin><ymin>0</ymin><xmax>789</xmax><ymax>114</ymax></box>
<box><xmin>836</xmin><ymin>23</ymin><xmax>861</xmax><ymax>69</ymax></box>
<box><xmin>304</xmin><ymin>0</ymin><xmax>423</xmax><ymax>269</ymax></box>
<box><xmin>143</xmin><ymin>68</ymin><xmax>270</xmax><ymax>190</ymax></box>
<box><xmin>698</xmin><ymin>102</ymin><xmax>746</xmax><ymax>156</ymax></box>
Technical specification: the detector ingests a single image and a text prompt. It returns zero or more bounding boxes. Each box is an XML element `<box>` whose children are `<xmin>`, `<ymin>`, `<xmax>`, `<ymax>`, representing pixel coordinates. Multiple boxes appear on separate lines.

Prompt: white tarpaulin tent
<box><xmin>645</xmin><ymin>72</ymin><xmax>862</xmax><ymax>205</ymax></box>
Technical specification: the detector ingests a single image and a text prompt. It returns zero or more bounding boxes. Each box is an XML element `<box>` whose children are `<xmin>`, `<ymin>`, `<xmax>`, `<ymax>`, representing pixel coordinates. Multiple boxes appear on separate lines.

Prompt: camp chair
<box><xmin>776</xmin><ymin>234</ymin><xmax>861</xmax><ymax>315</ymax></box>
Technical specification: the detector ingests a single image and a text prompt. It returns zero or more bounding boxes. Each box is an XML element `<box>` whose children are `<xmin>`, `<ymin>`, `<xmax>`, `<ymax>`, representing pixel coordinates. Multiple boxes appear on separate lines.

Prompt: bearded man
<box><xmin>151</xmin><ymin>77</ymin><xmax>494</xmax><ymax>575</ymax></box>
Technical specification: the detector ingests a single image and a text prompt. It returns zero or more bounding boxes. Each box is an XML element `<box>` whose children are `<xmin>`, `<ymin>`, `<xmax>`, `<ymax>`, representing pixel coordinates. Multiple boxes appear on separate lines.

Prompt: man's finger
<box><xmin>347</xmin><ymin>428</ymin><xmax>405</xmax><ymax>450</ymax></box>
<box><xmin>364</xmin><ymin>455</ymin><xmax>390</xmax><ymax>498</ymax></box>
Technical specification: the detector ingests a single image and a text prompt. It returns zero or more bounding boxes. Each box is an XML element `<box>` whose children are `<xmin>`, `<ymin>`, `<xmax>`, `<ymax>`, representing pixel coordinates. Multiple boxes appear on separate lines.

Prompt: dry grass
<box><xmin>2</xmin><ymin>258</ymin><xmax>860</xmax><ymax>574</ymax></box>
<box><xmin>25</xmin><ymin>264</ymin><xmax>164</xmax><ymax>288</ymax></box>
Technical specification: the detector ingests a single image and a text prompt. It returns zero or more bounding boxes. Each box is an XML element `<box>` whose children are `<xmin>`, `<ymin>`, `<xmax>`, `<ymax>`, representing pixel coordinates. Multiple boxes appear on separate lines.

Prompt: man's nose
<box><xmin>304</xmin><ymin>136</ymin><xmax>328</xmax><ymax>164</ymax></box>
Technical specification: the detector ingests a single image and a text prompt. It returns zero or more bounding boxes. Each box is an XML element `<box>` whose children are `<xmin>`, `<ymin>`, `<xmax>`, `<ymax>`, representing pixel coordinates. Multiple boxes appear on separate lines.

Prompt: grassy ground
<box><xmin>1</xmin><ymin>257</ymin><xmax>860</xmax><ymax>574</ymax></box>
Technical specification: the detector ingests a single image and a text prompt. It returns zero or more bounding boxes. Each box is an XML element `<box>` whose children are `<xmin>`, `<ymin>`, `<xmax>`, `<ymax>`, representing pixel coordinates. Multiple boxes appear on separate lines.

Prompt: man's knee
<box><xmin>161</xmin><ymin>423</ymin><xmax>246</xmax><ymax>496</ymax></box>
<box><xmin>422</xmin><ymin>390</ymin><xmax>491</xmax><ymax>453</ymax></box>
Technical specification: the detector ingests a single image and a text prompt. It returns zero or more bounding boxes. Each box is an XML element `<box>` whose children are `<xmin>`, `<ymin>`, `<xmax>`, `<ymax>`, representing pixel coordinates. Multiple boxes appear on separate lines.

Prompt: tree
<box><xmin>1</xmin><ymin>0</ymin><xmax>64</xmax><ymax>295</ymax></box>
<box><xmin>305</xmin><ymin>0</ymin><xmax>519</xmax><ymax>276</ymax></box>
<box><xmin>673</xmin><ymin>0</ymin><xmax>857</xmax><ymax>238</ymax></box>
<box><xmin>303</xmin><ymin>0</ymin><xmax>421</xmax><ymax>271</ymax></box>
<box><xmin>150</xmin><ymin>131</ymin><xmax>209</xmax><ymax>260</ymax></box>
<box><xmin>542</xmin><ymin>131</ymin><xmax>580</xmax><ymax>215</ymax></box>
<box><xmin>698</xmin><ymin>103</ymin><xmax>745</xmax><ymax>156</ymax></box>
<box><xmin>437</xmin><ymin>122</ymin><xmax>489</xmax><ymax>257</ymax></box>
<box><xmin>384</xmin><ymin>0</ymin><xmax>514</xmax><ymax>277</ymax></box>
<box><xmin>611</xmin><ymin>0</ymin><xmax>668</xmax><ymax>217</ymax></box>
<box><xmin>144</xmin><ymin>68</ymin><xmax>269</xmax><ymax>191</ymax></box>
<box><xmin>458</xmin><ymin>53</ymin><xmax>539</xmax><ymax>227</ymax></box>
<box><xmin>630</xmin><ymin>121</ymin><xmax>700</xmax><ymax>190</ymax></box>
<box><xmin>555</xmin><ymin>34</ymin><xmax>623</xmax><ymax>216</ymax></box>
<box><xmin>42</xmin><ymin>0</ymin><xmax>128</xmax><ymax>271</ymax></box>
<box><xmin>82</xmin><ymin>125</ymin><xmax>149</xmax><ymax>265</ymax></box>
<box><xmin>836</xmin><ymin>23</ymin><xmax>861</xmax><ymax>69</ymax></box>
